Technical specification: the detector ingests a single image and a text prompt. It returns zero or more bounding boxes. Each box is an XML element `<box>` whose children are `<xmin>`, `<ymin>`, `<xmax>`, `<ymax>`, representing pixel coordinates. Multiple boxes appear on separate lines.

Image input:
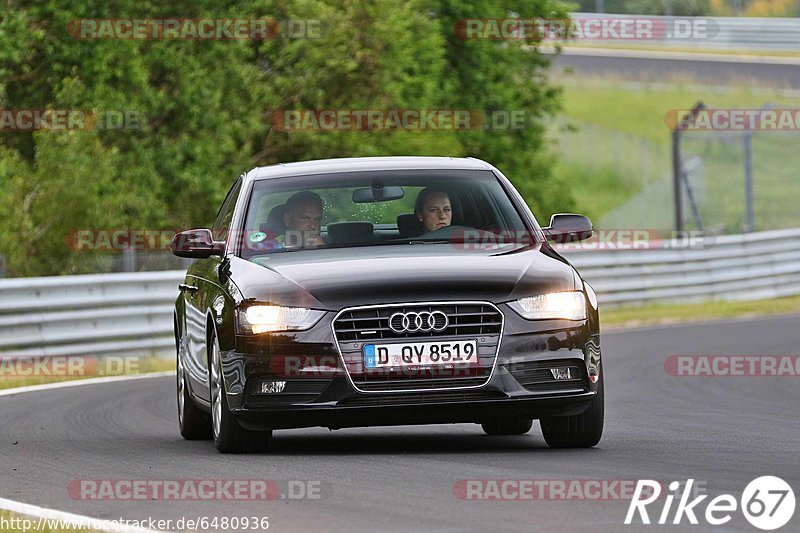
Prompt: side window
<box><xmin>212</xmin><ymin>177</ymin><xmax>243</xmax><ymax>242</ymax></box>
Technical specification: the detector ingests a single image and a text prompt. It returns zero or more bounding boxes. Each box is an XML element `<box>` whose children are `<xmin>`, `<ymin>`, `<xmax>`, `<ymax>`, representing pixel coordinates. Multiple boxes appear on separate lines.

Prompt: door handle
<box><xmin>179</xmin><ymin>284</ymin><xmax>199</xmax><ymax>293</ymax></box>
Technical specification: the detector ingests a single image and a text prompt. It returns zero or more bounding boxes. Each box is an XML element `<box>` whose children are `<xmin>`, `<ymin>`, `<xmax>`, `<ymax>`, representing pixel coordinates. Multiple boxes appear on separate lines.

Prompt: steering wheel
<box><xmin>418</xmin><ymin>225</ymin><xmax>474</xmax><ymax>239</ymax></box>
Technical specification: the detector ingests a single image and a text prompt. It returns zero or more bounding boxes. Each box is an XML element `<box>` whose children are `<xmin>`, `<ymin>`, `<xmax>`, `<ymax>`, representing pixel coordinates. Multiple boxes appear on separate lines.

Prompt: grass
<box><xmin>0</xmin><ymin>355</ymin><xmax>175</xmax><ymax>391</ymax></box>
<box><xmin>557</xmin><ymin>80</ymin><xmax>800</xmax><ymax>144</ymax></box>
<box><xmin>552</xmin><ymin>159</ymin><xmax>643</xmax><ymax>223</ymax></box>
<box><xmin>601</xmin><ymin>294</ymin><xmax>800</xmax><ymax>329</ymax></box>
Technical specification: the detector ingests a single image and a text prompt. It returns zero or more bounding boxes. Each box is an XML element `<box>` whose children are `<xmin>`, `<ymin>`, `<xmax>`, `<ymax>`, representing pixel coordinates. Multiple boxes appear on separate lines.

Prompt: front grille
<box><xmin>244</xmin><ymin>378</ymin><xmax>330</xmax><ymax>406</ymax></box>
<box><xmin>332</xmin><ymin>302</ymin><xmax>503</xmax><ymax>393</ymax></box>
<box><xmin>505</xmin><ymin>359</ymin><xmax>587</xmax><ymax>394</ymax></box>
<box><xmin>338</xmin><ymin>390</ymin><xmax>506</xmax><ymax>407</ymax></box>
<box><xmin>333</xmin><ymin>303</ymin><xmax>502</xmax><ymax>342</ymax></box>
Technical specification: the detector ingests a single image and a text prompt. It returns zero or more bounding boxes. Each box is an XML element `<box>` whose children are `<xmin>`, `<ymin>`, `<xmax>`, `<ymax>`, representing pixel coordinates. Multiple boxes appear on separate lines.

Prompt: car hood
<box><xmin>228</xmin><ymin>244</ymin><xmax>576</xmax><ymax>310</ymax></box>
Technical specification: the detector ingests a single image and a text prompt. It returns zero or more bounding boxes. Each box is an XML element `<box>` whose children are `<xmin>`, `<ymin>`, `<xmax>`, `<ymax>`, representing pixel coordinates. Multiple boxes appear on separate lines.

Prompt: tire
<box><xmin>481</xmin><ymin>418</ymin><xmax>533</xmax><ymax>436</ymax></box>
<box><xmin>540</xmin><ymin>374</ymin><xmax>604</xmax><ymax>448</ymax></box>
<box><xmin>177</xmin><ymin>334</ymin><xmax>212</xmax><ymax>440</ymax></box>
<box><xmin>209</xmin><ymin>331</ymin><xmax>272</xmax><ymax>453</ymax></box>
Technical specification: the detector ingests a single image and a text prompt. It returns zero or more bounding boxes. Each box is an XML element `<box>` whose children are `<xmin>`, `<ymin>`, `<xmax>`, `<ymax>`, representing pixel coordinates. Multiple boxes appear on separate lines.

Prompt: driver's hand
<box><xmin>304</xmin><ymin>233</ymin><xmax>325</xmax><ymax>247</ymax></box>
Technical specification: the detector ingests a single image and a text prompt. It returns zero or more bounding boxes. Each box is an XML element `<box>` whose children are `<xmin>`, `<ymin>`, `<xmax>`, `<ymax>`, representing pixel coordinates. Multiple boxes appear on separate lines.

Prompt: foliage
<box><xmin>742</xmin><ymin>0</ymin><xmax>796</xmax><ymax>17</ymax></box>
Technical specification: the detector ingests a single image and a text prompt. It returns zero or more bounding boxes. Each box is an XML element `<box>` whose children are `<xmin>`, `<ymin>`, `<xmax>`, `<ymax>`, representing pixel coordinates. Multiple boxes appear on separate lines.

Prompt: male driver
<box><xmin>279</xmin><ymin>191</ymin><xmax>324</xmax><ymax>248</ymax></box>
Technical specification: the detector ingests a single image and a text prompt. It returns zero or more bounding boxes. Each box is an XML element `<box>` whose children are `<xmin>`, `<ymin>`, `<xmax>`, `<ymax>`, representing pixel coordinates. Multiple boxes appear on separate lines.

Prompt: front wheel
<box><xmin>209</xmin><ymin>332</ymin><xmax>272</xmax><ymax>453</ymax></box>
<box><xmin>177</xmin><ymin>334</ymin><xmax>211</xmax><ymax>440</ymax></box>
<box><xmin>540</xmin><ymin>374</ymin><xmax>604</xmax><ymax>448</ymax></box>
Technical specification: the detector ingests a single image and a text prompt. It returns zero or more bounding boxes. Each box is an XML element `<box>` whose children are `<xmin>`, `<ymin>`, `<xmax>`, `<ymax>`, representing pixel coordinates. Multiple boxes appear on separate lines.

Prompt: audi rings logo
<box><xmin>388</xmin><ymin>311</ymin><xmax>449</xmax><ymax>333</ymax></box>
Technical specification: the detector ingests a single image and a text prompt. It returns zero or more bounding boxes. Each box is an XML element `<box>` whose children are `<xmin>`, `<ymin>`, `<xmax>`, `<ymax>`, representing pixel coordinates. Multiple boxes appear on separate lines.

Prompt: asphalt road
<box><xmin>552</xmin><ymin>50</ymin><xmax>800</xmax><ymax>87</ymax></box>
<box><xmin>1</xmin><ymin>315</ymin><xmax>798</xmax><ymax>532</ymax></box>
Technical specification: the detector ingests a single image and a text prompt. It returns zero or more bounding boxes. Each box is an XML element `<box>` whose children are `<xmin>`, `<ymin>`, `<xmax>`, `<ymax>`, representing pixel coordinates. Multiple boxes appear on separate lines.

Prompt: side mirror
<box><xmin>171</xmin><ymin>229</ymin><xmax>225</xmax><ymax>258</ymax></box>
<box><xmin>544</xmin><ymin>214</ymin><xmax>593</xmax><ymax>243</ymax></box>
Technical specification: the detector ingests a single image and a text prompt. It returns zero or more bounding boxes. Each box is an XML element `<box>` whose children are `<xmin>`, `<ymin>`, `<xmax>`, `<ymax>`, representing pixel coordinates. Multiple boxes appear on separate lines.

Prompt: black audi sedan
<box><xmin>172</xmin><ymin>156</ymin><xmax>603</xmax><ymax>453</ymax></box>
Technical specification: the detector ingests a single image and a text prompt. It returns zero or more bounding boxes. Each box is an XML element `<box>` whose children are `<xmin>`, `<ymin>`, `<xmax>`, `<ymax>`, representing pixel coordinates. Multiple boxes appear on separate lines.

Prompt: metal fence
<box><xmin>556</xmin><ymin>122</ymin><xmax>670</xmax><ymax>189</ymax></box>
<box><xmin>556</xmin><ymin>112</ymin><xmax>800</xmax><ymax>235</ymax></box>
<box><xmin>559</xmin><ymin>228</ymin><xmax>800</xmax><ymax>305</ymax></box>
<box><xmin>0</xmin><ymin>228</ymin><xmax>797</xmax><ymax>359</ymax></box>
<box><xmin>675</xmin><ymin>125</ymin><xmax>800</xmax><ymax>235</ymax></box>
<box><xmin>0</xmin><ymin>250</ymin><xmax>192</xmax><ymax>280</ymax></box>
<box><xmin>554</xmin><ymin>122</ymin><xmax>678</xmax><ymax>229</ymax></box>
<box><xmin>0</xmin><ymin>271</ymin><xmax>181</xmax><ymax>359</ymax></box>
<box><xmin>571</xmin><ymin>13</ymin><xmax>800</xmax><ymax>52</ymax></box>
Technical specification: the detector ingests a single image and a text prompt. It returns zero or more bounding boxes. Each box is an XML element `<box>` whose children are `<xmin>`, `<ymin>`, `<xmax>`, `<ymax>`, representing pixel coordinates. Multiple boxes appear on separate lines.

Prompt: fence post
<box><xmin>640</xmin><ymin>139</ymin><xmax>649</xmax><ymax>186</ymax></box>
<box><xmin>743</xmin><ymin>131</ymin><xmax>755</xmax><ymax>232</ymax></box>
<box><xmin>672</xmin><ymin>129</ymin><xmax>684</xmax><ymax>232</ymax></box>
<box><xmin>122</xmin><ymin>247</ymin><xmax>137</xmax><ymax>272</ymax></box>
<box><xmin>671</xmin><ymin>101</ymin><xmax>706</xmax><ymax>233</ymax></box>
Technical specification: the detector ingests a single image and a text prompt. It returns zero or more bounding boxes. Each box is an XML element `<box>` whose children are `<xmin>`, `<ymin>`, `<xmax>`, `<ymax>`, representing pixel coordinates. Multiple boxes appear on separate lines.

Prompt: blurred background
<box><xmin>1</xmin><ymin>0</ymin><xmax>799</xmax><ymax>277</ymax></box>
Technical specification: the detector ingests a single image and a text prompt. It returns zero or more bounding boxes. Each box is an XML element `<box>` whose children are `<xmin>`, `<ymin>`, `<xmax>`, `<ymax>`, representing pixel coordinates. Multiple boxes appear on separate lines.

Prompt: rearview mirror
<box><xmin>171</xmin><ymin>229</ymin><xmax>225</xmax><ymax>258</ymax></box>
<box><xmin>352</xmin><ymin>186</ymin><xmax>404</xmax><ymax>203</ymax></box>
<box><xmin>544</xmin><ymin>214</ymin><xmax>593</xmax><ymax>243</ymax></box>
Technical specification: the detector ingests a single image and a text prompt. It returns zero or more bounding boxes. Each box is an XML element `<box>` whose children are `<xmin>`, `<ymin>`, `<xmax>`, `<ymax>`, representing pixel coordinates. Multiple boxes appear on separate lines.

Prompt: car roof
<box><xmin>247</xmin><ymin>156</ymin><xmax>495</xmax><ymax>182</ymax></box>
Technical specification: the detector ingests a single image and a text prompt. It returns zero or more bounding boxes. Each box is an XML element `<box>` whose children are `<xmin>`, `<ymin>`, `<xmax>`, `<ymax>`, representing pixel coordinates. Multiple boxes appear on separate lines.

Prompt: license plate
<box><xmin>363</xmin><ymin>340</ymin><xmax>477</xmax><ymax>368</ymax></box>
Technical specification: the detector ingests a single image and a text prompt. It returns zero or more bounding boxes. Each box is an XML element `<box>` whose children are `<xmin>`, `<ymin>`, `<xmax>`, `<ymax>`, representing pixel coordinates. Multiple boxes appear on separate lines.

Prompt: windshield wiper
<box><xmin>409</xmin><ymin>240</ymin><xmax>450</xmax><ymax>245</ymax></box>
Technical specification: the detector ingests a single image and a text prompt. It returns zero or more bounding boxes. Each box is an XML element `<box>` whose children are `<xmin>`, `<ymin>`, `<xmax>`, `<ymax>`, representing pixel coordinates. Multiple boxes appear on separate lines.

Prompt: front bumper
<box><xmin>234</xmin><ymin>388</ymin><xmax>596</xmax><ymax>431</ymax></box>
<box><xmin>221</xmin><ymin>303</ymin><xmax>602</xmax><ymax>431</ymax></box>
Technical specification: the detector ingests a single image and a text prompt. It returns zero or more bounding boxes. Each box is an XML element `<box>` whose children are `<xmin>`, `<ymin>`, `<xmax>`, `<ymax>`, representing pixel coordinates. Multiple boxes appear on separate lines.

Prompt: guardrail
<box><xmin>0</xmin><ymin>271</ymin><xmax>182</xmax><ymax>359</ymax></box>
<box><xmin>559</xmin><ymin>228</ymin><xmax>800</xmax><ymax>305</ymax></box>
<box><xmin>1</xmin><ymin>229</ymin><xmax>798</xmax><ymax>359</ymax></box>
<box><xmin>571</xmin><ymin>13</ymin><xmax>800</xmax><ymax>52</ymax></box>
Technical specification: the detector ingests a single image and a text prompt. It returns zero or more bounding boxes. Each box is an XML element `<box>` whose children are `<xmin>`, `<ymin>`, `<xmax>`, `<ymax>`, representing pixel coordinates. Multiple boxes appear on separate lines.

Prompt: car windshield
<box><xmin>238</xmin><ymin>169</ymin><xmax>537</xmax><ymax>260</ymax></box>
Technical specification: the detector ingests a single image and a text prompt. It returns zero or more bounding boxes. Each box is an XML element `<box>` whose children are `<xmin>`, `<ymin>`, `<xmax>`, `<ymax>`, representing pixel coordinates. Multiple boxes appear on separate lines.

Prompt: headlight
<box><xmin>237</xmin><ymin>305</ymin><xmax>325</xmax><ymax>334</ymax></box>
<box><xmin>510</xmin><ymin>291</ymin><xmax>587</xmax><ymax>321</ymax></box>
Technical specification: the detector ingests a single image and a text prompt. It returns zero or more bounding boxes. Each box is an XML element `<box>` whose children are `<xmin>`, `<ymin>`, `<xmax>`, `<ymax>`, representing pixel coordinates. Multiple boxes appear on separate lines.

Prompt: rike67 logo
<box><xmin>626</xmin><ymin>477</ymin><xmax>795</xmax><ymax>530</ymax></box>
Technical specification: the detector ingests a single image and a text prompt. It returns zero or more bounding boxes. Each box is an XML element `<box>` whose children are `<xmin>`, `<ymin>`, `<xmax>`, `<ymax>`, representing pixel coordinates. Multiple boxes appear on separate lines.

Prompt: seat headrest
<box><xmin>449</xmin><ymin>193</ymin><xmax>463</xmax><ymax>225</ymax></box>
<box><xmin>260</xmin><ymin>204</ymin><xmax>287</xmax><ymax>236</ymax></box>
<box><xmin>397</xmin><ymin>214</ymin><xmax>423</xmax><ymax>238</ymax></box>
<box><xmin>327</xmin><ymin>222</ymin><xmax>374</xmax><ymax>245</ymax></box>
